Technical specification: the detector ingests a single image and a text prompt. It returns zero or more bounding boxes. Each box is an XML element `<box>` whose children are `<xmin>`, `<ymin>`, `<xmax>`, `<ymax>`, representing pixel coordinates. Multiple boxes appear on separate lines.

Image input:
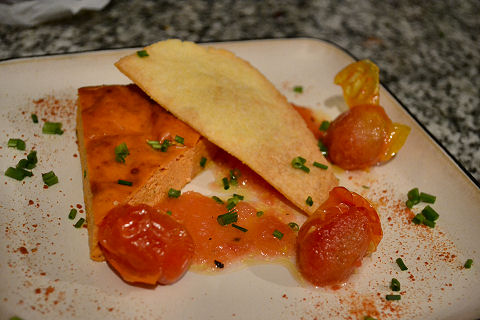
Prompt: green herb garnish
<box><xmin>114</xmin><ymin>142</ymin><xmax>129</xmax><ymax>163</ymax></box>
<box><xmin>395</xmin><ymin>257</ymin><xmax>408</xmax><ymax>271</ymax></box>
<box><xmin>273</xmin><ymin>229</ymin><xmax>284</xmax><ymax>239</ymax></box>
<box><xmin>74</xmin><ymin>218</ymin><xmax>85</xmax><ymax>228</ymax></box>
<box><xmin>42</xmin><ymin>171</ymin><xmax>58</xmax><ymax>186</ymax></box>
<box><xmin>200</xmin><ymin>157</ymin><xmax>207</xmax><ymax>168</ymax></box>
<box><xmin>288</xmin><ymin>222</ymin><xmax>299</xmax><ymax>231</ymax></box>
<box><xmin>385</xmin><ymin>294</ymin><xmax>401</xmax><ymax>301</ymax></box>
<box><xmin>306</xmin><ymin>196</ymin><xmax>313</xmax><ymax>206</ymax></box>
<box><xmin>313</xmin><ymin>161</ymin><xmax>328</xmax><ymax>170</ymax></box>
<box><xmin>319</xmin><ymin>120</ymin><xmax>330</xmax><ymax>131</ymax></box>
<box><xmin>42</xmin><ymin>122</ymin><xmax>63</xmax><ymax>135</ymax></box>
<box><xmin>31</xmin><ymin>114</ymin><xmax>38</xmax><ymax>123</ymax></box>
<box><xmin>174</xmin><ymin>135</ymin><xmax>184</xmax><ymax>145</ymax></box>
<box><xmin>464</xmin><ymin>259</ymin><xmax>473</xmax><ymax>269</ymax></box>
<box><xmin>68</xmin><ymin>209</ymin><xmax>77</xmax><ymax>220</ymax></box>
<box><xmin>212</xmin><ymin>196</ymin><xmax>224</xmax><ymax>204</ymax></box>
<box><xmin>118</xmin><ymin>179</ymin><xmax>133</xmax><ymax>186</ymax></box>
<box><xmin>291</xmin><ymin>156</ymin><xmax>310</xmax><ymax>173</ymax></box>
<box><xmin>217</xmin><ymin>210</ymin><xmax>238</xmax><ymax>226</ymax></box>
<box><xmin>293</xmin><ymin>86</ymin><xmax>303</xmax><ymax>93</ymax></box>
<box><xmin>137</xmin><ymin>50</ymin><xmax>149</xmax><ymax>57</ymax></box>
<box><xmin>390</xmin><ymin>278</ymin><xmax>401</xmax><ymax>291</ymax></box>
<box><xmin>168</xmin><ymin>188</ymin><xmax>181</xmax><ymax>198</ymax></box>
<box><xmin>8</xmin><ymin>138</ymin><xmax>26</xmax><ymax>151</ymax></box>
<box><xmin>232</xmin><ymin>224</ymin><xmax>248</xmax><ymax>232</ymax></box>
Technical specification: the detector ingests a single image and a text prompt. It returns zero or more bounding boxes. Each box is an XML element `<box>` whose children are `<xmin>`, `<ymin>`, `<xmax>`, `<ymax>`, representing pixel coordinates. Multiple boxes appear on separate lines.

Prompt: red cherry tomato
<box><xmin>98</xmin><ymin>204</ymin><xmax>194</xmax><ymax>285</ymax></box>
<box><xmin>323</xmin><ymin>104</ymin><xmax>393</xmax><ymax>170</ymax></box>
<box><xmin>297</xmin><ymin>187</ymin><xmax>382</xmax><ymax>287</ymax></box>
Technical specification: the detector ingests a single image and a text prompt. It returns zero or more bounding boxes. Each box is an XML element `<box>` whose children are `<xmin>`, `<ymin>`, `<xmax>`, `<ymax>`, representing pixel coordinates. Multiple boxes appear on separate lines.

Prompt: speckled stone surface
<box><xmin>1</xmin><ymin>0</ymin><xmax>479</xmax><ymax>183</ymax></box>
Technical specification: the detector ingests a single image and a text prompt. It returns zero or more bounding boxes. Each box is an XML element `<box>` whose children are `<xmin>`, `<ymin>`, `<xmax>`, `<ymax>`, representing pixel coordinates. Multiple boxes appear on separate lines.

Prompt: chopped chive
<box><xmin>232</xmin><ymin>194</ymin><xmax>244</xmax><ymax>200</ymax></box>
<box><xmin>306</xmin><ymin>196</ymin><xmax>313</xmax><ymax>207</ymax></box>
<box><xmin>293</xmin><ymin>85</ymin><xmax>303</xmax><ymax>93</ymax></box>
<box><xmin>42</xmin><ymin>122</ymin><xmax>64</xmax><ymax>135</ymax></box>
<box><xmin>31</xmin><ymin>114</ymin><xmax>38</xmax><ymax>123</ymax></box>
<box><xmin>362</xmin><ymin>185</ymin><xmax>370</xmax><ymax>189</ymax></box>
<box><xmin>74</xmin><ymin>218</ymin><xmax>85</xmax><ymax>228</ymax></box>
<box><xmin>232</xmin><ymin>224</ymin><xmax>248</xmax><ymax>232</ymax></box>
<box><xmin>317</xmin><ymin>140</ymin><xmax>328</xmax><ymax>156</ymax></box>
<box><xmin>114</xmin><ymin>142</ymin><xmax>129</xmax><ymax>163</ymax></box>
<box><xmin>42</xmin><ymin>171</ymin><xmax>58</xmax><ymax>186</ymax></box>
<box><xmin>136</xmin><ymin>50</ymin><xmax>149</xmax><ymax>57</ymax></box>
<box><xmin>222</xmin><ymin>177</ymin><xmax>230</xmax><ymax>190</ymax></box>
<box><xmin>27</xmin><ymin>150</ymin><xmax>37</xmax><ymax>166</ymax></box>
<box><xmin>256</xmin><ymin>211</ymin><xmax>264</xmax><ymax>217</ymax></box>
<box><xmin>200</xmin><ymin>157</ymin><xmax>207</xmax><ymax>168</ymax></box>
<box><xmin>212</xmin><ymin>196</ymin><xmax>224</xmax><ymax>204</ymax></box>
<box><xmin>385</xmin><ymin>294</ymin><xmax>401</xmax><ymax>301</ymax></box>
<box><xmin>405</xmin><ymin>199</ymin><xmax>415</xmax><ymax>209</ymax></box>
<box><xmin>291</xmin><ymin>156</ymin><xmax>310</xmax><ymax>173</ymax></box>
<box><xmin>421</xmin><ymin>205</ymin><xmax>439</xmax><ymax>221</ymax></box>
<box><xmin>419</xmin><ymin>192</ymin><xmax>436</xmax><ymax>204</ymax></box>
<box><xmin>273</xmin><ymin>229</ymin><xmax>284</xmax><ymax>239</ymax></box>
<box><xmin>68</xmin><ymin>209</ymin><xmax>77</xmax><ymax>220</ymax></box>
<box><xmin>168</xmin><ymin>188</ymin><xmax>181</xmax><ymax>198</ymax></box>
<box><xmin>117</xmin><ymin>179</ymin><xmax>132</xmax><ymax>186</ymax></box>
<box><xmin>147</xmin><ymin>140</ymin><xmax>161</xmax><ymax>149</ymax></box>
<box><xmin>5</xmin><ymin>167</ymin><xmax>28</xmax><ymax>180</ymax></box>
<box><xmin>217</xmin><ymin>210</ymin><xmax>238</xmax><ymax>226</ymax></box>
<box><xmin>319</xmin><ymin>120</ymin><xmax>330</xmax><ymax>131</ymax></box>
<box><xmin>160</xmin><ymin>140</ymin><xmax>171</xmax><ymax>152</ymax></box>
<box><xmin>226</xmin><ymin>194</ymin><xmax>243</xmax><ymax>210</ymax></box>
<box><xmin>412</xmin><ymin>213</ymin><xmax>425</xmax><ymax>225</ymax></box>
<box><xmin>464</xmin><ymin>259</ymin><xmax>473</xmax><ymax>269</ymax></box>
<box><xmin>364</xmin><ymin>316</ymin><xmax>377</xmax><ymax>320</ymax></box>
<box><xmin>407</xmin><ymin>187</ymin><xmax>420</xmax><ymax>202</ymax></box>
<box><xmin>174</xmin><ymin>135</ymin><xmax>184</xmax><ymax>145</ymax></box>
<box><xmin>422</xmin><ymin>219</ymin><xmax>436</xmax><ymax>228</ymax></box>
<box><xmin>390</xmin><ymin>278</ymin><xmax>401</xmax><ymax>291</ymax></box>
<box><xmin>214</xmin><ymin>260</ymin><xmax>224</xmax><ymax>268</ymax></box>
<box><xmin>84</xmin><ymin>170</ymin><xmax>86</xmax><ymax>178</ymax></box>
<box><xmin>226</xmin><ymin>200</ymin><xmax>237</xmax><ymax>211</ymax></box>
<box><xmin>229</xmin><ymin>168</ymin><xmax>241</xmax><ymax>186</ymax></box>
<box><xmin>8</xmin><ymin>138</ymin><xmax>26</xmax><ymax>151</ymax></box>
<box><xmin>395</xmin><ymin>258</ymin><xmax>408</xmax><ymax>271</ymax></box>
<box><xmin>288</xmin><ymin>222</ymin><xmax>299</xmax><ymax>231</ymax></box>
<box><xmin>313</xmin><ymin>161</ymin><xmax>328</xmax><ymax>170</ymax></box>
<box><xmin>16</xmin><ymin>159</ymin><xmax>29</xmax><ymax>169</ymax></box>
<box><xmin>166</xmin><ymin>210</ymin><xmax>172</xmax><ymax>216</ymax></box>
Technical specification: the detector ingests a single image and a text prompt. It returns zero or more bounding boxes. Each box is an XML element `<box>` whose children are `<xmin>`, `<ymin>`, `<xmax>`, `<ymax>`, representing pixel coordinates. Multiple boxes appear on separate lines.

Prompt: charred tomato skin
<box><xmin>297</xmin><ymin>187</ymin><xmax>382</xmax><ymax>287</ymax></box>
<box><xmin>323</xmin><ymin>104</ymin><xmax>393</xmax><ymax>170</ymax></box>
<box><xmin>98</xmin><ymin>204</ymin><xmax>194</xmax><ymax>285</ymax></box>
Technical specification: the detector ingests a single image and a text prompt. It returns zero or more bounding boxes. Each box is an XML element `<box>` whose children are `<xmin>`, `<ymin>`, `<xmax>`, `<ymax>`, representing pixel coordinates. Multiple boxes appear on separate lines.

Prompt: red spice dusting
<box><xmin>282</xmin><ymin>294</ymin><xmax>288</xmax><ymax>299</ymax></box>
<box><xmin>76</xmin><ymin>204</ymin><xmax>82</xmax><ymax>209</ymax></box>
<box><xmin>18</xmin><ymin>246</ymin><xmax>28</xmax><ymax>254</ymax></box>
<box><xmin>73</xmin><ymin>154</ymin><xmax>78</xmax><ymax>158</ymax></box>
<box><xmin>44</xmin><ymin>286</ymin><xmax>55</xmax><ymax>301</ymax></box>
<box><xmin>34</xmin><ymin>288</ymin><xmax>41</xmax><ymax>294</ymax></box>
<box><xmin>28</xmin><ymin>200</ymin><xmax>34</xmax><ymax>205</ymax></box>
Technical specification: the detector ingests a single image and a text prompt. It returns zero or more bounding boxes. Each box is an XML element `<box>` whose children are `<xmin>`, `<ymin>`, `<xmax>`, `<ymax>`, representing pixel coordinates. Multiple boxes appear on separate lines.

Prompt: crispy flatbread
<box><xmin>115</xmin><ymin>39</ymin><xmax>337</xmax><ymax>215</ymax></box>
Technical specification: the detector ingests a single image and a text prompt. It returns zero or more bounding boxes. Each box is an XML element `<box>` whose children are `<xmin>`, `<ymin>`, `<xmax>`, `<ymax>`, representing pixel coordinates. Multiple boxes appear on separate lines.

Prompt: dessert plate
<box><xmin>1</xmin><ymin>38</ymin><xmax>479</xmax><ymax>319</ymax></box>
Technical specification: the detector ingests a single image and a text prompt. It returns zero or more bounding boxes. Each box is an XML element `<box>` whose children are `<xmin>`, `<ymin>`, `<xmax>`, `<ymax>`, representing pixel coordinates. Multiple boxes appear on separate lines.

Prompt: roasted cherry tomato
<box><xmin>98</xmin><ymin>204</ymin><xmax>194</xmax><ymax>285</ymax></box>
<box><xmin>297</xmin><ymin>187</ymin><xmax>382</xmax><ymax>287</ymax></box>
<box><xmin>323</xmin><ymin>104</ymin><xmax>394</xmax><ymax>170</ymax></box>
<box><xmin>334</xmin><ymin>59</ymin><xmax>380</xmax><ymax>108</ymax></box>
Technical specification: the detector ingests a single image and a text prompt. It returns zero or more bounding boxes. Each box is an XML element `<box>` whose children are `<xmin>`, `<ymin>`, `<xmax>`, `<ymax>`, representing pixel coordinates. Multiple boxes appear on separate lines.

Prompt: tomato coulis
<box><xmin>156</xmin><ymin>191</ymin><xmax>298</xmax><ymax>271</ymax></box>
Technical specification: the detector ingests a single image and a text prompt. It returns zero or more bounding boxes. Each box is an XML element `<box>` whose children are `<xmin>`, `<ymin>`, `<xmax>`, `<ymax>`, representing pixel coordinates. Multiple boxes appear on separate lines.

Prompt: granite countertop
<box><xmin>1</xmin><ymin>0</ymin><xmax>479</xmax><ymax>183</ymax></box>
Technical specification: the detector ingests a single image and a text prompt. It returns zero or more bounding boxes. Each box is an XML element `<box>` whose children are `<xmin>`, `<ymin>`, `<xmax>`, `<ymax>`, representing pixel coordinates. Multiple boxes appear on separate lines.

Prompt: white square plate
<box><xmin>1</xmin><ymin>39</ymin><xmax>479</xmax><ymax>319</ymax></box>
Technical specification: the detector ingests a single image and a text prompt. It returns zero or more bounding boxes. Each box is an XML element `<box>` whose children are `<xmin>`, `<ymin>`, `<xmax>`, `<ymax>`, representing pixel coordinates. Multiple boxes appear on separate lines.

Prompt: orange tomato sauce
<box><xmin>156</xmin><ymin>151</ymin><xmax>305</xmax><ymax>272</ymax></box>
